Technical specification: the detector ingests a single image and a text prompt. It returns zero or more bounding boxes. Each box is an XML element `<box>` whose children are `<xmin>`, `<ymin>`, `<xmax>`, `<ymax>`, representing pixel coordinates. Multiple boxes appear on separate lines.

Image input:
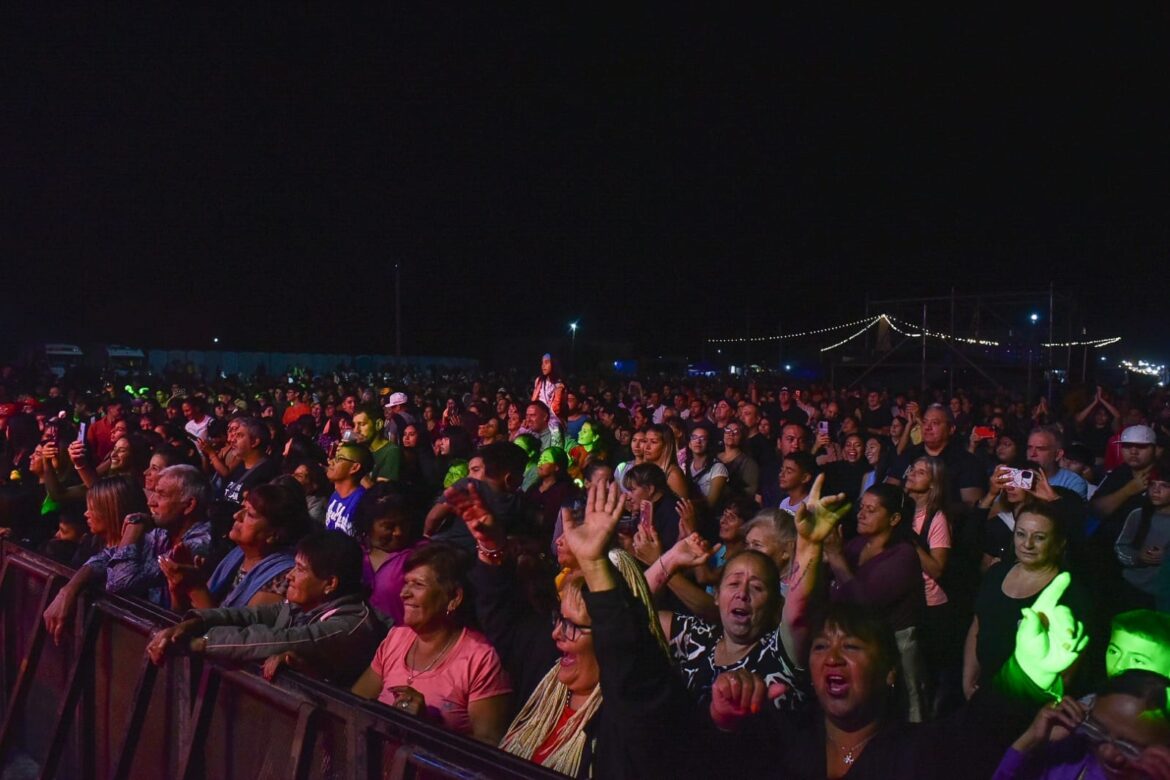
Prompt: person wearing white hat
<box><xmin>383</xmin><ymin>391</ymin><xmax>415</xmax><ymax>444</ymax></box>
<box><xmin>1092</xmin><ymin>425</ymin><xmax>1159</xmax><ymax>543</ymax></box>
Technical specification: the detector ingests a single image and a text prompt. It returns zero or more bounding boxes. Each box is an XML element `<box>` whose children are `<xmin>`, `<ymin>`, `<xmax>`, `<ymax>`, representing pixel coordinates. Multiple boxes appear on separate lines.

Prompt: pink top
<box><xmin>371</xmin><ymin>626</ymin><xmax>512</xmax><ymax>735</ymax></box>
<box><xmin>913</xmin><ymin>509</ymin><xmax>951</xmax><ymax>606</ymax></box>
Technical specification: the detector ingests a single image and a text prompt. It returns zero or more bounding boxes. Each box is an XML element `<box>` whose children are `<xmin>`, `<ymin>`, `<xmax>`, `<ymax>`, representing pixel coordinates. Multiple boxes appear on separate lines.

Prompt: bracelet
<box><xmin>476</xmin><ymin>543</ymin><xmax>505</xmax><ymax>562</ymax></box>
<box><xmin>657</xmin><ymin>556</ymin><xmax>670</xmax><ymax>580</ymax></box>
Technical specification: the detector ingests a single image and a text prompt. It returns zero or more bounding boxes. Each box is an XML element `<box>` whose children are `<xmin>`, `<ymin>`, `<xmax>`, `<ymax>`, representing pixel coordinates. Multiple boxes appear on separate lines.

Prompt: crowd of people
<box><xmin>2</xmin><ymin>353</ymin><xmax>1170</xmax><ymax>778</ymax></box>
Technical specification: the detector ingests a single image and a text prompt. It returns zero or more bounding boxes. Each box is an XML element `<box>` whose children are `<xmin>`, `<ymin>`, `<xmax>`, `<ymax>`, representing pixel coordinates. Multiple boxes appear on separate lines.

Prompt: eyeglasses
<box><xmin>551</xmin><ymin>613</ymin><xmax>593</xmax><ymax>642</ymax></box>
<box><xmin>329</xmin><ymin>455</ymin><xmax>358</xmax><ymax>465</ymax></box>
<box><xmin>690</xmin><ymin>434</ymin><xmax>707</xmax><ymax>441</ymax></box>
<box><xmin>1076</xmin><ymin>712</ymin><xmax>1144</xmax><ymax>761</ymax></box>
<box><xmin>724</xmin><ymin>428</ymin><xmax>742</xmax><ymax>436</ymax></box>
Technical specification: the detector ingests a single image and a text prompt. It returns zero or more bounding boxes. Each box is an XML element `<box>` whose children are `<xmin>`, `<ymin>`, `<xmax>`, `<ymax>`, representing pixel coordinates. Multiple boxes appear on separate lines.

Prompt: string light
<box><xmin>707</xmin><ymin>312</ymin><xmax>1123</xmax><ymax>350</ymax></box>
<box><xmin>1120</xmin><ymin>359</ymin><xmax>1166</xmax><ymax>378</ymax></box>
<box><xmin>1041</xmin><ymin>337</ymin><xmax>1121</xmax><ymax>348</ymax></box>
<box><xmin>707</xmin><ymin>315</ymin><xmax>878</xmax><ymax>344</ymax></box>
<box><xmin>820</xmin><ymin>317</ymin><xmax>882</xmax><ymax>352</ymax></box>
<box><xmin>884</xmin><ymin>315</ymin><xmax>999</xmax><ymax>346</ymax></box>
<box><xmin>881</xmin><ymin>314</ymin><xmax>921</xmax><ymax>338</ymax></box>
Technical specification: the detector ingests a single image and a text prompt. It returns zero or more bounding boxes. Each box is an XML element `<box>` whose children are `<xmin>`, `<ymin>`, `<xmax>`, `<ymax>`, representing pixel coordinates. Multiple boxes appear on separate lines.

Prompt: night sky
<box><xmin>2</xmin><ymin>6</ymin><xmax>1166</xmax><ymax>365</ymax></box>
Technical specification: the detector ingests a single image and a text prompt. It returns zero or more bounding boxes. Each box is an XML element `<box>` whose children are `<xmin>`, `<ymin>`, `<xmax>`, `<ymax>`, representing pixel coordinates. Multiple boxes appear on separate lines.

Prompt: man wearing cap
<box><xmin>352</xmin><ymin>403</ymin><xmax>400</xmax><ymax>487</ymax></box>
<box><xmin>1092</xmin><ymin>424</ymin><xmax>1159</xmax><ymax>542</ymax></box>
<box><xmin>382</xmin><ymin>391</ymin><xmax>414</xmax><ymax>444</ymax></box>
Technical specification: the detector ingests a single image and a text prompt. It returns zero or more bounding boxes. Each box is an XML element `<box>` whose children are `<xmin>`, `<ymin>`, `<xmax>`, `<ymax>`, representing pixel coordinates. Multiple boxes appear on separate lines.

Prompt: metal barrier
<box><xmin>0</xmin><ymin>542</ymin><xmax>565</xmax><ymax>779</ymax></box>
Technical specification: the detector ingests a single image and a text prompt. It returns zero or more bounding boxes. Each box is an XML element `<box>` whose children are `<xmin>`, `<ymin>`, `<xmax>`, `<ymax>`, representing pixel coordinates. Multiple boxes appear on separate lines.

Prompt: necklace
<box><xmin>827</xmin><ymin>729</ymin><xmax>880</xmax><ymax>767</ymax></box>
<box><xmin>405</xmin><ymin>631</ymin><xmax>459</xmax><ymax>685</ymax></box>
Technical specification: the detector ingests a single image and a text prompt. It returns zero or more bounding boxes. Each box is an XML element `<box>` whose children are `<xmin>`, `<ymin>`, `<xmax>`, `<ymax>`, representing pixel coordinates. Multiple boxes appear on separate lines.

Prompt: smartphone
<box><xmin>76</xmin><ymin>422</ymin><xmax>87</xmax><ymax>443</ymax></box>
<box><xmin>1007</xmin><ymin>468</ymin><xmax>1034</xmax><ymax>490</ymax></box>
<box><xmin>818</xmin><ymin>421</ymin><xmax>829</xmax><ymax>436</ymax></box>
<box><xmin>974</xmin><ymin>426</ymin><xmax>996</xmax><ymax>440</ymax></box>
<box><xmin>639</xmin><ymin>500</ymin><xmax>652</xmax><ymax>527</ymax></box>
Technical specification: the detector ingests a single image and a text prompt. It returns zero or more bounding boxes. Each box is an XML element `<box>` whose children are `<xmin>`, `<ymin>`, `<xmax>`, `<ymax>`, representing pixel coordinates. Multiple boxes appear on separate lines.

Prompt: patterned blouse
<box><xmin>669</xmin><ymin>614</ymin><xmax>809</xmax><ymax>711</ymax></box>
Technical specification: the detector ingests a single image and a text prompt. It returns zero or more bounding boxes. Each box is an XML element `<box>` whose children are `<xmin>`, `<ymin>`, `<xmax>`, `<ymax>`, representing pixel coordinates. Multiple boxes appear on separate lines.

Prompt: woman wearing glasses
<box><xmin>449</xmin><ymin>479</ymin><xmax>685</xmax><ymax>777</ymax></box>
<box><xmin>718</xmin><ymin>421</ymin><xmax>760</xmax><ymax>501</ymax></box>
<box><xmin>686</xmin><ymin>423</ymin><xmax>728</xmax><ymax>511</ymax></box>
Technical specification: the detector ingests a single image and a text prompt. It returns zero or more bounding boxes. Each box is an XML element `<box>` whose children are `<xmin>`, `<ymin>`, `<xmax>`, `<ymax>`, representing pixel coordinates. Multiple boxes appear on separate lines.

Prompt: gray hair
<box><xmin>743</xmin><ymin>508</ymin><xmax>796</xmax><ymax>542</ymax></box>
<box><xmin>159</xmin><ymin>464</ymin><xmax>210</xmax><ymax>507</ymax></box>
<box><xmin>1028</xmin><ymin>424</ymin><xmax>1065</xmax><ymax>450</ymax></box>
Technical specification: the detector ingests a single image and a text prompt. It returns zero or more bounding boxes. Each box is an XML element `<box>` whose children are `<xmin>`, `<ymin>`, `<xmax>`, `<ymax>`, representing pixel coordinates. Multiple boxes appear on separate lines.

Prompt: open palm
<box><xmin>794</xmin><ymin>473</ymin><xmax>851</xmax><ymax>544</ymax></box>
<box><xmin>562</xmin><ymin>480</ymin><xmax>624</xmax><ymax>565</ymax></box>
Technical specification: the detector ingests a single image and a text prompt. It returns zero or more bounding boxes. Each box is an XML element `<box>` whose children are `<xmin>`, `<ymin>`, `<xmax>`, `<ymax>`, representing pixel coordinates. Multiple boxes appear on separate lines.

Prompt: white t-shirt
<box><xmin>185</xmin><ymin>416</ymin><xmax>211</xmax><ymax>441</ymax></box>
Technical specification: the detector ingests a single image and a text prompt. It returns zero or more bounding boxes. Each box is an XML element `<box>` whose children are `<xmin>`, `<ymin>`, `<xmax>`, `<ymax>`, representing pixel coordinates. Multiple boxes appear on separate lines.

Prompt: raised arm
<box><xmin>785</xmin><ymin>474</ymin><xmax>850</xmax><ymax>663</ymax></box>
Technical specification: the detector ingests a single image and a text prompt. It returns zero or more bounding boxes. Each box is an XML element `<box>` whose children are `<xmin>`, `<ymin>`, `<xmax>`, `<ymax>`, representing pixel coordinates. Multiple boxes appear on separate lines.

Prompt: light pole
<box><xmin>569</xmin><ymin>322</ymin><xmax>578</xmax><ymax>372</ymax></box>
<box><xmin>1027</xmin><ymin>313</ymin><xmax>1040</xmax><ymax>403</ymax></box>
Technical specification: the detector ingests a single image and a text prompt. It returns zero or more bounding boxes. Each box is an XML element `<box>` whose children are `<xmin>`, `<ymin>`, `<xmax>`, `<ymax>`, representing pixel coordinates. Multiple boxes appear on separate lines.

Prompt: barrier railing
<box><xmin>0</xmin><ymin>541</ymin><xmax>565</xmax><ymax>779</ymax></box>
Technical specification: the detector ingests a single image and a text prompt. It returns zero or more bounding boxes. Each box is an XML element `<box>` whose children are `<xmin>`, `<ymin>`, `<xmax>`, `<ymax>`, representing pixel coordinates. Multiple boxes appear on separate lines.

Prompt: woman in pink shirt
<box><xmin>903</xmin><ymin>455</ymin><xmax>956</xmax><ymax>717</ymax></box>
<box><xmin>350</xmin><ymin>544</ymin><xmax>511</xmax><ymax>744</ymax></box>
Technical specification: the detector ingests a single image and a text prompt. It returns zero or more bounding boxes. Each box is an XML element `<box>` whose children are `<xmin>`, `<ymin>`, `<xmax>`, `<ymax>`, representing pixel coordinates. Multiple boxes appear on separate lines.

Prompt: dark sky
<box><xmin>2</xmin><ymin>6</ymin><xmax>1167</xmax><ymax>363</ymax></box>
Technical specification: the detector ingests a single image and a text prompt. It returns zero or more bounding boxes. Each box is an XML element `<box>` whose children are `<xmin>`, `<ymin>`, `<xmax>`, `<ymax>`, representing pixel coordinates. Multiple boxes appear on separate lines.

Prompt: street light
<box><xmin>569</xmin><ymin>322</ymin><xmax>578</xmax><ymax>370</ymax></box>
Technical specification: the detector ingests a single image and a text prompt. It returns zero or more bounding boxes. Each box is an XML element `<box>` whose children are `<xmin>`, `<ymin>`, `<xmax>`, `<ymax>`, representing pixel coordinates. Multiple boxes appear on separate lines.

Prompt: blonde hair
<box><xmin>499</xmin><ymin>549</ymin><xmax>667</xmax><ymax>776</ymax></box>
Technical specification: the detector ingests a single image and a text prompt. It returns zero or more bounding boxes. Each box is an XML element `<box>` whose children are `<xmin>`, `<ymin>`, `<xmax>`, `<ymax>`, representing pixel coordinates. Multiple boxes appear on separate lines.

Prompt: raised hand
<box><xmin>67</xmin><ymin>440</ymin><xmax>88</xmax><ymax>467</ymax></box>
<box><xmin>632</xmin><ymin>514</ymin><xmax>663</xmax><ymax>565</ymax></box>
<box><xmin>676</xmin><ymin>498</ymin><xmax>696</xmax><ymax>537</ymax></box>
<box><xmin>710</xmin><ymin>669</ymin><xmax>787</xmax><ymax>731</ymax></box>
<box><xmin>446</xmin><ymin>483</ymin><xmax>504</xmax><ymax>549</ymax></box>
<box><xmin>1026</xmin><ymin>467</ymin><xmax>1059</xmax><ymax>502</ymax></box>
<box><xmin>988</xmin><ymin>465</ymin><xmax>1013</xmax><ymax>498</ymax></box>
<box><xmin>1012</xmin><ymin>697</ymin><xmax>1086</xmax><ymax>754</ymax></box>
<box><xmin>794</xmin><ymin>473</ymin><xmax>850</xmax><ymax>544</ymax></box>
<box><xmin>562</xmin><ymin>479</ymin><xmax>623</xmax><ymax>568</ymax></box>
<box><xmin>1014</xmin><ymin>572</ymin><xmax>1088</xmax><ymax>693</ymax></box>
<box><xmin>670</xmin><ymin>532</ymin><xmax>721</xmax><ymax>570</ymax></box>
